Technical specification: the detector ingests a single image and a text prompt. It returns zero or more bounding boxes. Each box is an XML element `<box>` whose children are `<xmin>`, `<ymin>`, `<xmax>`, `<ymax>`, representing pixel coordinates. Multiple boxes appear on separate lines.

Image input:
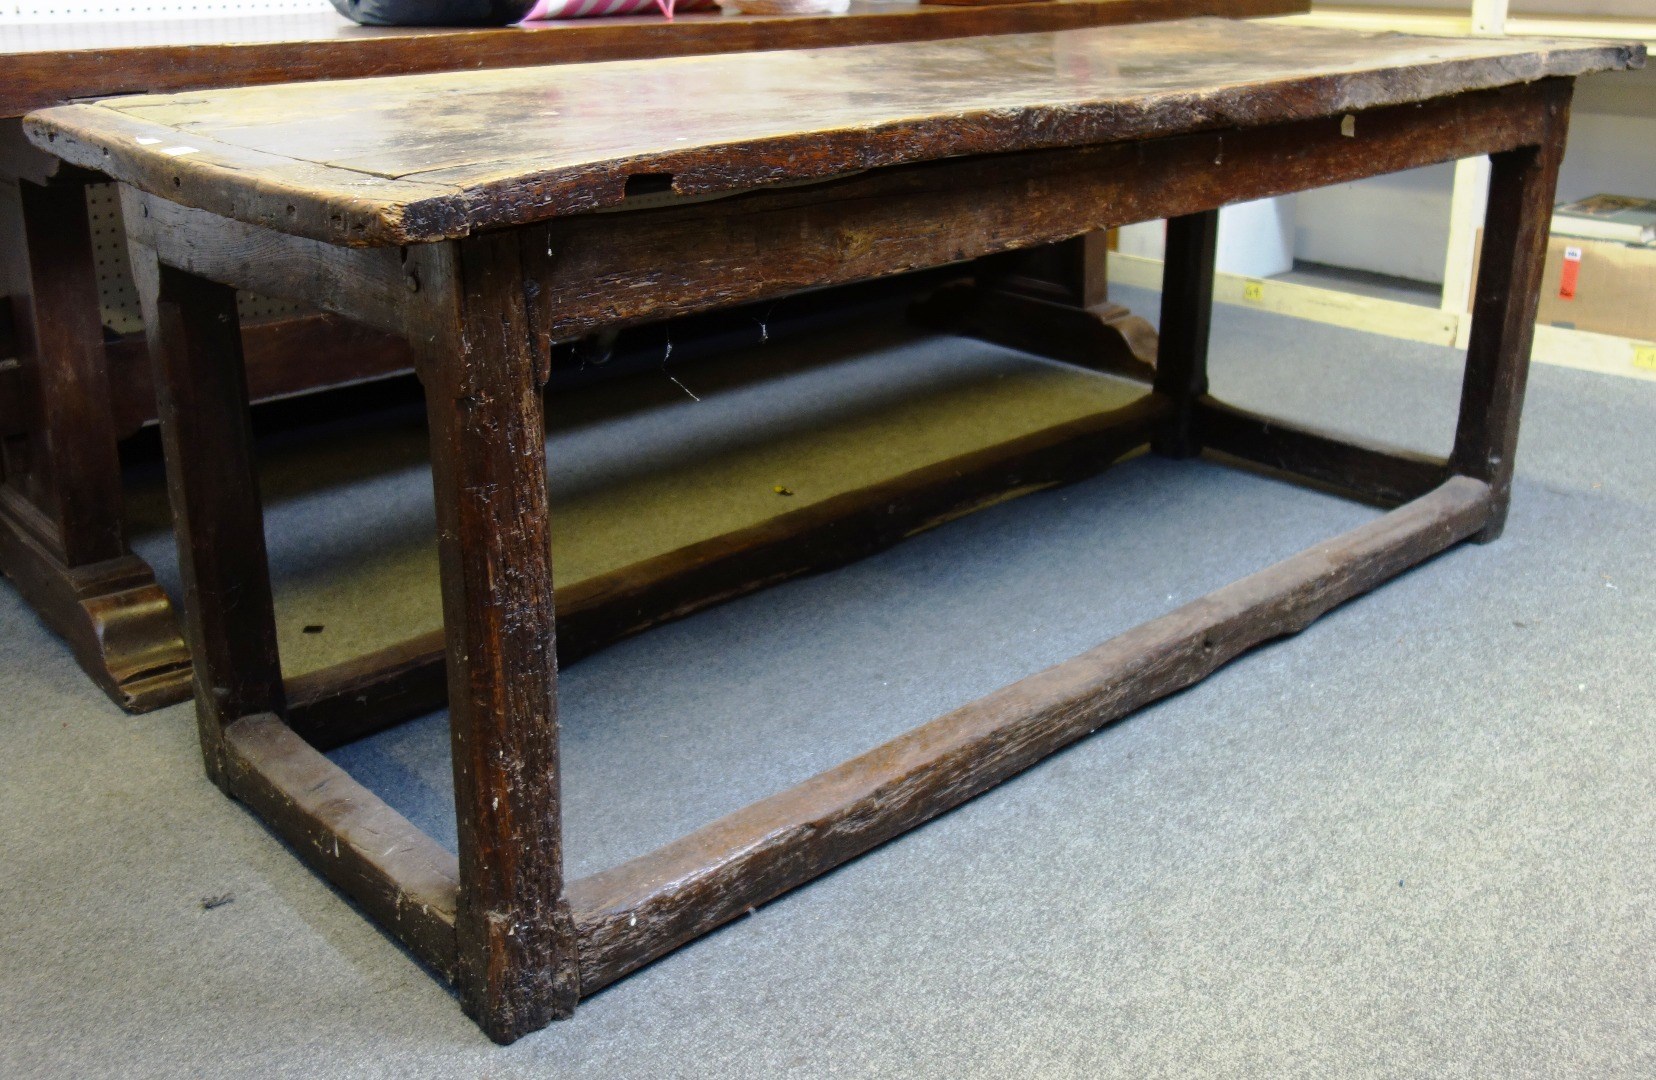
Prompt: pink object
<box><xmin>522</xmin><ymin>0</ymin><xmax>716</xmax><ymax>19</ymax></box>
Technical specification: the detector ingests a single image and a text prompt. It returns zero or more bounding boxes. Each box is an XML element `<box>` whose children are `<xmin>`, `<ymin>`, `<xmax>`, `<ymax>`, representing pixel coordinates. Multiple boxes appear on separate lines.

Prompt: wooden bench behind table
<box><xmin>27</xmin><ymin>17</ymin><xmax>1638</xmax><ymax>1043</ymax></box>
<box><xmin>0</xmin><ymin>0</ymin><xmax>1306</xmax><ymax>714</ymax></box>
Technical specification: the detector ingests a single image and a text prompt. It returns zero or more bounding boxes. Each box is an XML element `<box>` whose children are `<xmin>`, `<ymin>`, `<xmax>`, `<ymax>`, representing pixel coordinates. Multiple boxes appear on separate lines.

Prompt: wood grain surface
<box><xmin>0</xmin><ymin>0</ymin><xmax>1306</xmax><ymax>118</ymax></box>
<box><xmin>25</xmin><ymin>19</ymin><xmax>1639</xmax><ymax>245</ymax></box>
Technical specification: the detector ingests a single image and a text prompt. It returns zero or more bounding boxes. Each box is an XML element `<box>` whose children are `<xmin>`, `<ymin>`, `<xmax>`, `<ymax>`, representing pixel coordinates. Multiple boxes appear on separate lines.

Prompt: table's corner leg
<box><xmin>0</xmin><ymin>173</ymin><xmax>193</xmax><ymax>712</ymax></box>
<box><xmin>1152</xmin><ymin>209</ymin><xmax>1219</xmax><ymax>459</ymax></box>
<box><xmin>907</xmin><ymin>233</ymin><xmax>1159</xmax><ymax>382</ymax></box>
<box><xmin>1450</xmin><ymin>83</ymin><xmax>1572</xmax><ymax>545</ymax></box>
<box><xmin>131</xmin><ymin>240</ymin><xmax>284</xmax><ymax>786</ymax></box>
<box><xmin>413</xmin><ymin>230</ymin><xmax>578</xmax><ymax>1043</ymax></box>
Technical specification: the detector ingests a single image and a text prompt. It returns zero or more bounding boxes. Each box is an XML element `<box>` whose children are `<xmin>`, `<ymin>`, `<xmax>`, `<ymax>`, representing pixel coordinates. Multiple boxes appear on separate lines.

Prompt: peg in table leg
<box><xmin>1154</xmin><ymin>209</ymin><xmax>1219</xmax><ymax>458</ymax></box>
<box><xmin>413</xmin><ymin>232</ymin><xmax>578</xmax><ymax>1043</ymax></box>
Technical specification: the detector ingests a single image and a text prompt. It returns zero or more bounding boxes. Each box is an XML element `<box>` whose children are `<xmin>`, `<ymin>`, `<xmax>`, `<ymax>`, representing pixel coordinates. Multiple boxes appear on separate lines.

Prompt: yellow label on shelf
<box><xmin>1634</xmin><ymin>345</ymin><xmax>1656</xmax><ymax>372</ymax></box>
<box><xmin>1243</xmin><ymin>280</ymin><xmax>1265</xmax><ymax>303</ymax></box>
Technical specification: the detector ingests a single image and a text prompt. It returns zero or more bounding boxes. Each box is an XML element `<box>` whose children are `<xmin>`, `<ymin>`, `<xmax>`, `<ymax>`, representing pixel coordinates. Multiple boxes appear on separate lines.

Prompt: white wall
<box><xmin>1270</xmin><ymin>65</ymin><xmax>1656</xmax><ymax>286</ymax></box>
<box><xmin>1115</xmin><ymin>196</ymin><xmax>1297</xmax><ymax>279</ymax></box>
<box><xmin>1293</xmin><ymin>164</ymin><xmax>1456</xmax><ymax>284</ymax></box>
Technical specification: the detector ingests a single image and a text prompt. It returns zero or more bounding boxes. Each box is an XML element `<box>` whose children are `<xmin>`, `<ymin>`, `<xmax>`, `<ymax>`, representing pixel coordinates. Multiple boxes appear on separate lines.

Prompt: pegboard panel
<box><xmin>86</xmin><ymin>182</ymin><xmax>308</xmax><ymax>334</ymax></box>
<box><xmin>0</xmin><ymin>0</ymin><xmax>332</xmax><ymax>24</ymax></box>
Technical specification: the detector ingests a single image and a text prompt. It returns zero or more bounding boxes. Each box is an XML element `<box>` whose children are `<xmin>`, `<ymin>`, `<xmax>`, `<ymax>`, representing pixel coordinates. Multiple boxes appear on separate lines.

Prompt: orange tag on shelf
<box><xmin>1558</xmin><ymin>245</ymin><xmax>1582</xmax><ymax>300</ymax></box>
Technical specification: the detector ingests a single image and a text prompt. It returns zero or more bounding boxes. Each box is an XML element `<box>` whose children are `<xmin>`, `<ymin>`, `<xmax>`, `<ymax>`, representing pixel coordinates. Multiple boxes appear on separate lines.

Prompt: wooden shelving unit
<box><xmin>1113</xmin><ymin>1</ymin><xmax>1656</xmax><ymax>383</ymax></box>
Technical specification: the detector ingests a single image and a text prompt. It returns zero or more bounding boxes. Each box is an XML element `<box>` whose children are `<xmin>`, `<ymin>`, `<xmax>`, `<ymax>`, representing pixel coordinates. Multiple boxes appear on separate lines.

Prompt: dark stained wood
<box><xmin>0</xmin><ymin>359</ymin><xmax>21</xmax><ymax>438</ymax></box>
<box><xmin>522</xmin><ymin>86</ymin><xmax>1563</xmax><ymax>344</ymax></box>
<box><xmin>286</xmin><ymin>635</ymin><xmax>450</xmax><ymax>751</ymax></box>
<box><xmin>568</xmin><ymin>476</ymin><xmax>1496</xmax><ymax>992</ymax></box>
<box><xmin>1197</xmin><ymin>397</ymin><xmax>1450</xmax><ymax>507</ymax></box>
<box><xmin>414</xmin><ymin>234</ymin><xmax>577</xmax><ymax>1043</ymax></box>
<box><xmin>1154</xmin><ymin>209</ymin><xmax>1219</xmax><ymax>457</ymax></box>
<box><xmin>0</xmin><ymin>0</ymin><xmax>1308</xmax><ymax>120</ymax></box>
<box><xmin>133</xmin><ymin>251</ymin><xmax>285</xmax><ymax>782</ymax></box>
<box><xmin>0</xmin><ymin>174</ymin><xmax>193</xmax><ymax>710</ymax></box>
<box><xmin>969</xmin><ymin>232</ymin><xmax>1112</xmax><ymax>308</ymax></box>
<box><xmin>1451</xmin><ymin>80</ymin><xmax>1572</xmax><ymax>543</ymax></box>
<box><xmin>120</xmin><ymin>191</ymin><xmax>416</xmax><ymax>335</ymax></box>
<box><xmin>908</xmin><ymin>282</ymin><xmax>1157</xmax><ymax>381</ymax></box>
<box><xmin>221</xmin><ymin>712</ymin><xmax>459</xmax><ymax>978</ymax></box>
<box><xmin>26</xmin><ymin>23</ymin><xmax>1635</xmax><ymax>245</ymax></box>
<box><xmin>9</xmin><ymin>178</ymin><xmax>124</xmax><ymax>564</ymax></box>
<box><xmin>111</xmin><ymin>86</ymin><xmax>1575</xmax><ymax>347</ymax></box>
<box><xmin>0</xmin><ymin>300</ymin><xmax>15</xmax><ymax>360</ymax></box>
<box><xmin>0</xmin><ymin>519</ymin><xmax>191</xmax><ymax>709</ymax></box>
<box><xmin>103</xmin><ymin>313</ymin><xmax>415</xmax><ymax>437</ymax></box>
<box><xmin>286</xmin><ymin>394</ymin><xmax>1167</xmax><ymax>749</ymax></box>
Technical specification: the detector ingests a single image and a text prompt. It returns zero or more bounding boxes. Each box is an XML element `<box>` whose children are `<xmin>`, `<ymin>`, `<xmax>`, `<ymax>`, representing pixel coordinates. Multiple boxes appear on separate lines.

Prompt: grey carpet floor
<box><xmin>2</xmin><ymin>283</ymin><xmax>1652</xmax><ymax>1078</ymax></box>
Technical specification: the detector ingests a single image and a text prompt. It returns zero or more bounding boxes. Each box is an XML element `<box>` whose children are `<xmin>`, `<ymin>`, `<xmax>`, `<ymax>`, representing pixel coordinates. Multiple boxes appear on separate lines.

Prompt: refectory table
<box><xmin>26</xmin><ymin>16</ymin><xmax>1640</xmax><ymax>1043</ymax></box>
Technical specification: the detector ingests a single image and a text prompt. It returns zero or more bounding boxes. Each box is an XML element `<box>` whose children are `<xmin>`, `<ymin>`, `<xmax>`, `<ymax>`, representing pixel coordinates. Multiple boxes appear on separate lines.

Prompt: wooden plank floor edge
<box><xmin>565</xmin><ymin>474</ymin><xmax>1493</xmax><ymax>992</ymax></box>
<box><xmin>285</xmin><ymin>393</ymin><xmax>1169</xmax><ymax>748</ymax></box>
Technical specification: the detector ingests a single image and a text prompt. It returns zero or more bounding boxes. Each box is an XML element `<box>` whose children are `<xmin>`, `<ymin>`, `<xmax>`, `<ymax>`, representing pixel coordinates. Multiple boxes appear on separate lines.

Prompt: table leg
<box><xmin>1153</xmin><ymin>209</ymin><xmax>1219</xmax><ymax>459</ymax></box>
<box><xmin>1451</xmin><ymin>95</ymin><xmax>1569</xmax><ymax>544</ymax></box>
<box><xmin>132</xmin><ymin>250</ymin><xmax>284</xmax><ymax>783</ymax></box>
<box><xmin>413</xmin><ymin>233</ymin><xmax>578</xmax><ymax>1042</ymax></box>
<box><xmin>0</xmin><ymin>176</ymin><xmax>190</xmax><ymax>710</ymax></box>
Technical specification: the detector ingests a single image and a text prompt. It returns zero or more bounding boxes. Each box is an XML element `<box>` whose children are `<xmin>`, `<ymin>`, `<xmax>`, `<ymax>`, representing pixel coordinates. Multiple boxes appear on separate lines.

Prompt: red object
<box><xmin>1558</xmin><ymin>245</ymin><xmax>1582</xmax><ymax>300</ymax></box>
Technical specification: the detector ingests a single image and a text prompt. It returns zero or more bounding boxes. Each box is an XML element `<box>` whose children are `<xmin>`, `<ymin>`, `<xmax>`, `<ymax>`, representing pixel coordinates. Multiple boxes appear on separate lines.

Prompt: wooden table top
<box><xmin>0</xmin><ymin>0</ymin><xmax>1305</xmax><ymax>118</ymax></box>
<box><xmin>28</xmin><ymin>18</ymin><xmax>1639</xmax><ymax>247</ymax></box>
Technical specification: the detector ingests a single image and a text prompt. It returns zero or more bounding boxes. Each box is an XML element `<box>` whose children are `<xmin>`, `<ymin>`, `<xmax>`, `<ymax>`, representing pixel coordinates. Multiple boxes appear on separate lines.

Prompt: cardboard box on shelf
<box><xmin>1472</xmin><ymin>230</ymin><xmax>1656</xmax><ymax>342</ymax></box>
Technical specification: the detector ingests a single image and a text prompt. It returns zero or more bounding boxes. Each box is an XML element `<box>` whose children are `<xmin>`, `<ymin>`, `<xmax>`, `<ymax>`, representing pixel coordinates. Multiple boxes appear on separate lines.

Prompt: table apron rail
<box><xmin>120</xmin><ymin>79</ymin><xmax>1567</xmax><ymax>349</ymax></box>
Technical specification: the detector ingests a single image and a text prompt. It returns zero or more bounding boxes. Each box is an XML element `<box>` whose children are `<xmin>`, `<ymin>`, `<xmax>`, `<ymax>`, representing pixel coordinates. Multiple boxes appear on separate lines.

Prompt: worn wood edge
<box><xmin>401</xmin><ymin>44</ymin><xmax>1645</xmax><ymax>242</ymax></box>
<box><xmin>221</xmin><ymin>712</ymin><xmax>460</xmax><ymax>979</ymax></box>
<box><xmin>0</xmin><ymin>0</ymin><xmax>1312</xmax><ymax>120</ymax></box>
<box><xmin>286</xmin><ymin>393</ymin><xmax>1167</xmax><ymax>749</ymax></box>
<box><xmin>121</xmin><ymin>191</ymin><xmax>415</xmax><ymax>334</ymax></box>
<box><xmin>104</xmin><ymin>310</ymin><xmax>416</xmax><ymax>435</ymax></box>
<box><xmin>286</xmin><ymin>635</ymin><xmax>447</xmax><ymax>750</ymax></box>
<box><xmin>23</xmin><ymin>40</ymin><xmax>1639</xmax><ymax>246</ymax></box>
<box><xmin>566</xmin><ymin>475</ymin><xmax>1493</xmax><ymax>992</ymax></box>
<box><xmin>529</xmin><ymin>84</ymin><xmax>1563</xmax><ymax>342</ymax></box>
<box><xmin>27</xmin><ymin>116</ymin><xmax>462</xmax><ymax>246</ymax></box>
<box><xmin>0</xmin><ymin>488</ymin><xmax>192</xmax><ymax>711</ymax></box>
<box><xmin>1196</xmin><ymin>396</ymin><xmax>1450</xmax><ymax>507</ymax></box>
<box><xmin>107</xmin><ymin>84</ymin><xmax>1565</xmax><ymax>328</ymax></box>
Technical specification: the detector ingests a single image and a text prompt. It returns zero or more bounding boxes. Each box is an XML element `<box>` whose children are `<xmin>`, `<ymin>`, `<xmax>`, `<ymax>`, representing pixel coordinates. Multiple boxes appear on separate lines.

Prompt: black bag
<box><xmin>329</xmin><ymin>0</ymin><xmax>537</xmax><ymax>26</ymax></box>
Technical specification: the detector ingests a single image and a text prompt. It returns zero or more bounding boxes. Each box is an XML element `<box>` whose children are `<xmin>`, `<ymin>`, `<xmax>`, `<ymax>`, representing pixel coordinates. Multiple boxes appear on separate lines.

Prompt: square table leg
<box><xmin>0</xmin><ymin>175</ymin><xmax>191</xmax><ymax>710</ymax></box>
<box><xmin>1153</xmin><ymin>209</ymin><xmax>1220</xmax><ymax>459</ymax></box>
<box><xmin>1452</xmin><ymin>102</ymin><xmax>1569</xmax><ymax>543</ymax></box>
<box><xmin>410</xmin><ymin>234</ymin><xmax>579</xmax><ymax>1042</ymax></box>
<box><xmin>131</xmin><ymin>253</ymin><xmax>284</xmax><ymax>783</ymax></box>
